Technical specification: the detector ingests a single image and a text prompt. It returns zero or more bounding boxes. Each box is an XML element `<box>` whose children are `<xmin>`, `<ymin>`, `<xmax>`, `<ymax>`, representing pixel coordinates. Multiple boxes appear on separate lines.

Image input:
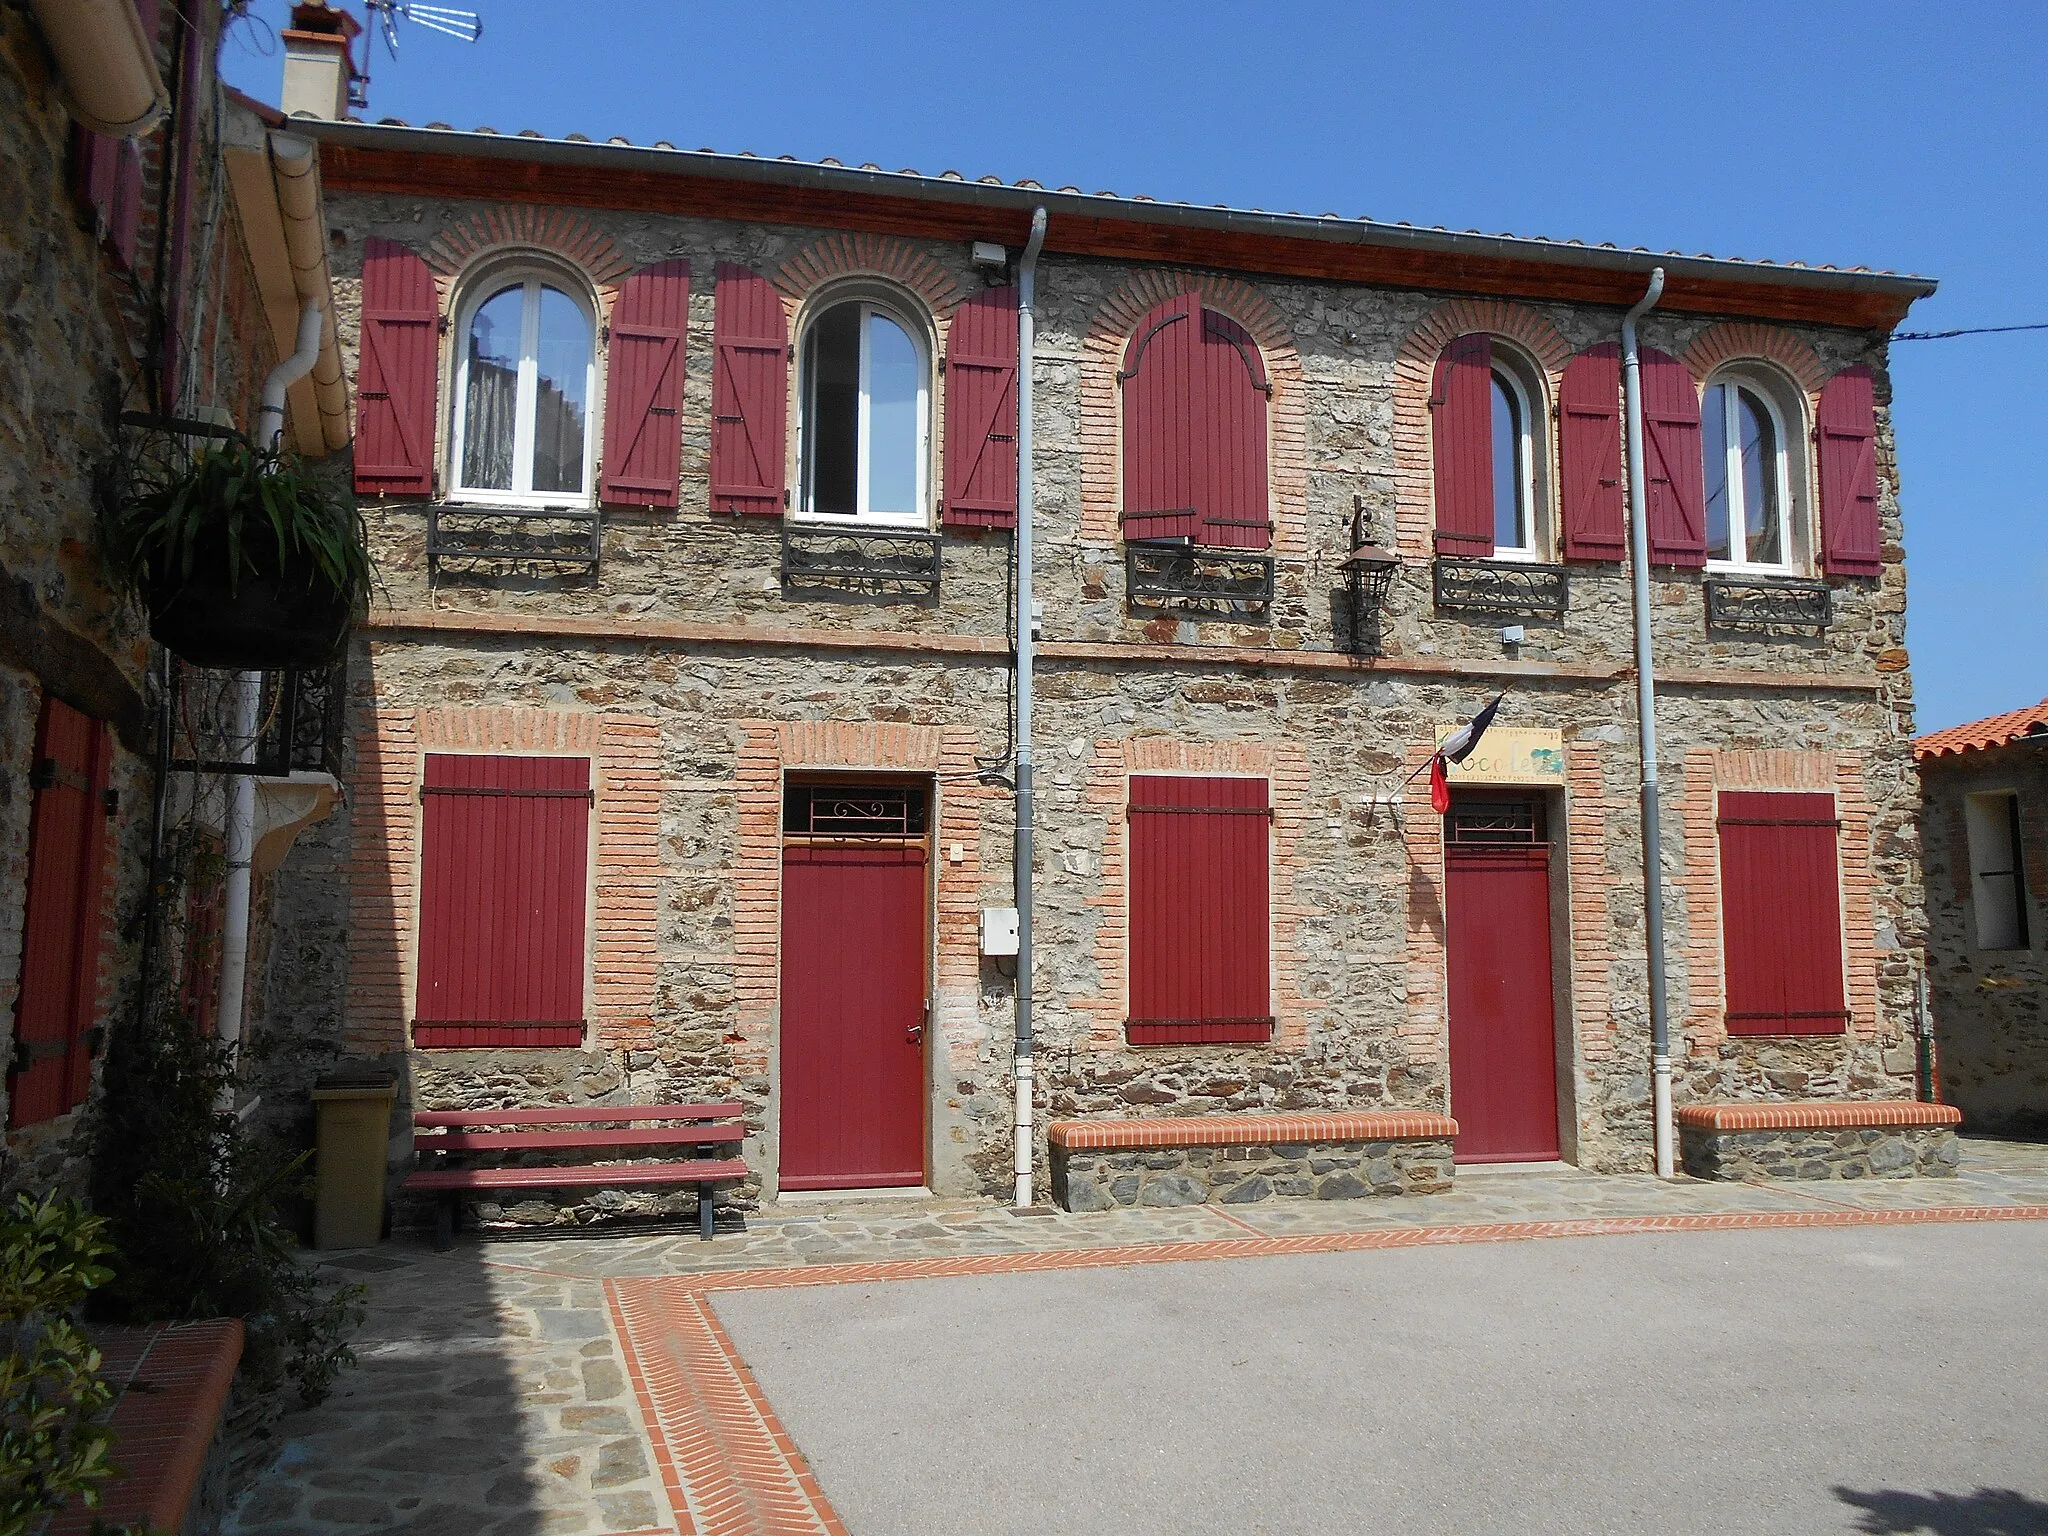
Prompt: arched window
<box><xmin>1432</xmin><ymin>334</ymin><xmax>1549</xmax><ymax>560</ymax></box>
<box><xmin>798</xmin><ymin>296</ymin><xmax>931</xmax><ymax>524</ymax></box>
<box><xmin>450</xmin><ymin>270</ymin><xmax>598</xmax><ymax>503</ymax></box>
<box><xmin>1702</xmin><ymin>373</ymin><xmax>1797</xmax><ymax>572</ymax></box>
<box><xmin>1120</xmin><ymin>292</ymin><xmax>1271</xmax><ymax>549</ymax></box>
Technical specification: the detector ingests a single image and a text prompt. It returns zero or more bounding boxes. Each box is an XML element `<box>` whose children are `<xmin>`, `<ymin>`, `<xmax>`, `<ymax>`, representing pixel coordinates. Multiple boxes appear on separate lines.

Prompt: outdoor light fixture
<box><xmin>1341</xmin><ymin>495</ymin><xmax>1400</xmax><ymax>656</ymax></box>
<box><xmin>970</xmin><ymin>240</ymin><xmax>1009</xmax><ymax>276</ymax></box>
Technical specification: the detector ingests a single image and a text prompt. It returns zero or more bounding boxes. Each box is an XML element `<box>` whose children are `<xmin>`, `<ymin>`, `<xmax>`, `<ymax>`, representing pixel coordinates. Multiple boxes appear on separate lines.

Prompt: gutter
<box><xmin>293</xmin><ymin>119</ymin><xmax>1938</xmax><ymax>310</ymax></box>
<box><xmin>30</xmin><ymin>0</ymin><xmax>168</xmax><ymax>135</ymax></box>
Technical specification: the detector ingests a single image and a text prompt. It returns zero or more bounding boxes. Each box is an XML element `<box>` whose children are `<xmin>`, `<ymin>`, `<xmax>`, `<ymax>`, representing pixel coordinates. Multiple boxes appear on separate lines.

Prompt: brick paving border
<box><xmin>606</xmin><ymin>1202</ymin><xmax>2048</xmax><ymax>1535</ymax></box>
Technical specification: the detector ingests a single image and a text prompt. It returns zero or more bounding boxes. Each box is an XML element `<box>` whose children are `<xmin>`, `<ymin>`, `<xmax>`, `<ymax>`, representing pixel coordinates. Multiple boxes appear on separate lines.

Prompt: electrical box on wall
<box><xmin>981</xmin><ymin>907</ymin><xmax>1020</xmax><ymax>957</ymax></box>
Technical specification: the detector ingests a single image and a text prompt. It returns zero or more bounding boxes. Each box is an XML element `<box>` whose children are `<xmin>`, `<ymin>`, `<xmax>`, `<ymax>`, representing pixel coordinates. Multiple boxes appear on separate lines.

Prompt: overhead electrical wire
<box><xmin>1894</xmin><ymin>322</ymin><xmax>2048</xmax><ymax>341</ymax></box>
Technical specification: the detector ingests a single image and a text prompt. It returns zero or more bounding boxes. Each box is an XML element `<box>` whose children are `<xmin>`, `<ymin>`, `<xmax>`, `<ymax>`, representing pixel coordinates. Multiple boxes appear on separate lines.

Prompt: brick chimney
<box><xmin>280</xmin><ymin>2</ymin><xmax>361</xmax><ymax>120</ymax></box>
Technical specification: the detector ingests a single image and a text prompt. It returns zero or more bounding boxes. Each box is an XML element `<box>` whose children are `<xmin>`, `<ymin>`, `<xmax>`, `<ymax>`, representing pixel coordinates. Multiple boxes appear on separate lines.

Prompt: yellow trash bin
<box><xmin>311</xmin><ymin>1075</ymin><xmax>398</xmax><ymax>1250</ymax></box>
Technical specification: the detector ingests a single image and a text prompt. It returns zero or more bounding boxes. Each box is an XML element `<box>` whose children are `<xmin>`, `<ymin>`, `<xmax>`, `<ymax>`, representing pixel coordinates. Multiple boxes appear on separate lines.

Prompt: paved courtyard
<box><xmin>226</xmin><ymin>1139</ymin><xmax>2048</xmax><ymax>1535</ymax></box>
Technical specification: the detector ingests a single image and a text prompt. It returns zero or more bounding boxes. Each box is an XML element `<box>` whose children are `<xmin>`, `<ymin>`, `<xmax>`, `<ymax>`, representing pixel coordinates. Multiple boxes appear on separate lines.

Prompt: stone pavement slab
<box><xmin>223</xmin><ymin>1137</ymin><xmax>2048</xmax><ymax>1534</ymax></box>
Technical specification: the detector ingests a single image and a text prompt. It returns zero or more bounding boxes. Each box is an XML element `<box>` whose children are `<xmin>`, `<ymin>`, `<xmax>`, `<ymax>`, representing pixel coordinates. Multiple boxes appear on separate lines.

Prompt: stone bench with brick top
<box><xmin>1048</xmin><ymin>1112</ymin><xmax>1459</xmax><ymax>1211</ymax></box>
<box><xmin>1677</xmin><ymin>1101</ymin><xmax>1964</xmax><ymax>1181</ymax></box>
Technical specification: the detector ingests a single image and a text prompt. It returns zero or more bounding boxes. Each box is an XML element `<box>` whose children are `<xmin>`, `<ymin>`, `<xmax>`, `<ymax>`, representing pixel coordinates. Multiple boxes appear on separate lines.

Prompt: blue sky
<box><xmin>222</xmin><ymin>1</ymin><xmax>2043</xmax><ymax>734</ymax></box>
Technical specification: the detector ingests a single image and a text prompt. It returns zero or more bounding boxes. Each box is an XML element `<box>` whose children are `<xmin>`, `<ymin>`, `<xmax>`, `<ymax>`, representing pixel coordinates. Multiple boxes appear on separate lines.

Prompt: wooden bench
<box><xmin>406</xmin><ymin>1102</ymin><xmax>748</xmax><ymax>1246</ymax></box>
<box><xmin>1675</xmin><ymin>1100</ymin><xmax>1963</xmax><ymax>1180</ymax></box>
<box><xmin>1047</xmin><ymin>1111</ymin><xmax>1459</xmax><ymax>1210</ymax></box>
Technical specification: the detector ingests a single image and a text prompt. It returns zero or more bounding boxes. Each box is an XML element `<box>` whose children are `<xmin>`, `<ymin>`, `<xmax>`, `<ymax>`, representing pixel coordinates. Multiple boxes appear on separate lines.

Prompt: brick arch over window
<box><xmin>1080</xmin><ymin>271</ymin><xmax>1309</xmax><ymax>558</ymax></box>
<box><xmin>1680</xmin><ymin>322</ymin><xmax>1828</xmax><ymax>398</ymax></box>
<box><xmin>423</xmin><ymin>206</ymin><xmax>633</xmax><ymax>319</ymax></box>
<box><xmin>773</xmin><ymin>233</ymin><xmax>964</xmax><ymax>342</ymax></box>
<box><xmin>1392</xmin><ymin>299</ymin><xmax>1573</xmax><ymax>558</ymax></box>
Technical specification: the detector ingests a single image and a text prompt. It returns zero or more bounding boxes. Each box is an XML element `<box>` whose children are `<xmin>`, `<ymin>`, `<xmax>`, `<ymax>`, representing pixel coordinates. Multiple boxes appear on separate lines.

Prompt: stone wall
<box><xmin>291</xmin><ymin>183</ymin><xmax>1926</xmax><ymax>1200</ymax></box>
<box><xmin>1051</xmin><ymin>1136</ymin><xmax>1454</xmax><ymax>1211</ymax></box>
<box><xmin>1920</xmin><ymin>742</ymin><xmax>2048</xmax><ymax>1135</ymax></box>
<box><xmin>1679</xmin><ymin>1124</ymin><xmax>1959</xmax><ymax>1180</ymax></box>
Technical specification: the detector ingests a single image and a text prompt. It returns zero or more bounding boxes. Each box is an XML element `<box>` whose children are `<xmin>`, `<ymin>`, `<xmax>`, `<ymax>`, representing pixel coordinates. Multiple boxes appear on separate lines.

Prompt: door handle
<box><xmin>907</xmin><ymin>1022</ymin><xmax>925</xmax><ymax>1045</ymax></box>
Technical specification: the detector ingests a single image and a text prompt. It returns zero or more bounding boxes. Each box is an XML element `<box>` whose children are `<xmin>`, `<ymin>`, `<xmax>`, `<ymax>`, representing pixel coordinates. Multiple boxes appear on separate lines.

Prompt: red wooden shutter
<box><xmin>8</xmin><ymin>699</ymin><xmax>113</xmax><ymax>1128</ymax></box>
<box><xmin>413</xmin><ymin>754</ymin><xmax>591</xmax><ymax>1049</ymax></box>
<box><xmin>1194</xmin><ymin>308</ymin><xmax>1272</xmax><ymax>550</ymax></box>
<box><xmin>1558</xmin><ymin>343</ymin><xmax>1626</xmax><ymax>562</ymax></box>
<box><xmin>1717</xmin><ymin>791</ymin><xmax>1847</xmax><ymax>1037</ymax></box>
<box><xmin>1120</xmin><ymin>293</ymin><xmax>1201</xmax><ymax>542</ymax></box>
<box><xmin>1640</xmin><ymin>346</ymin><xmax>1706</xmax><ymax>567</ymax></box>
<box><xmin>354</xmin><ymin>237</ymin><xmax>440</xmax><ymax>498</ymax></box>
<box><xmin>600</xmin><ymin>259</ymin><xmax>690</xmax><ymax>510</ymax></box>
<box><xmin>1126</xmin><ymin>775</ymin><xmax>1272</xmax><ymax>1045</ymax></box>
<box><xmin>709</xmin><ymin>263</ymin><xmax>788</xmax><ymax>516</ymax></box>
<box><xmin>942</xmin><ymin>284</ymin><xmax>1019</xmax><ymax>528</ymax></box>
<box><xmin>1431</xmin><ymin>334</ymin><xmax>1495</xmax><ymax>557</ymax></box>
<box><xmin>1818</xmin><ymin>365</ymin><xmax>1882</xmax><ymax>577</ymax></box>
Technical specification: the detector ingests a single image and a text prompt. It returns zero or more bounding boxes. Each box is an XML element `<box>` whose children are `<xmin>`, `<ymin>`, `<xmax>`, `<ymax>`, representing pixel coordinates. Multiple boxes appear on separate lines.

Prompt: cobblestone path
<box><xmin>226</xmin><ymin>1139</ymin><xmax>2048</xmax><ymax>1535</ymax></box>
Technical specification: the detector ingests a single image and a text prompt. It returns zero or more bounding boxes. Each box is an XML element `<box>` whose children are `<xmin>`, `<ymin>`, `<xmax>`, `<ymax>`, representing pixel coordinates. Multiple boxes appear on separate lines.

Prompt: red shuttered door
<box><xmin>942</xmin><ymin>284</ymin><xmax>1019</xmax><ymax>529</ymax></box>
<box><xmin>1558</xmin><ymin>343</ymin><xmax>1627</xmax><ymax>562</ymax></box>
<box><xmin>355</xmin><ymin>237</ymin><xmax>440</xmax><ymax>498</ymax></box>
<box><xmin>8</xmin><ymin>699</ymin><xmax>113</xmax><ymax>1129</ymax></box>
<box><xmin>1817</xmin><ymin>366</ymin><xmax>1882</xmax><ymax>578</ymax></box>
<box><xmin>780</xmin><ymin>842</ymin><xmax>928</xmax><ymax>1189</ymax></box>
<box><xmin>601</xmin><ymin>260</ymin><xmax>690</xmax><ymax>510</ymax></box>
<box><xmin>414</xmin><ymin>754</ymin><xmax>591</xmax><ymax>1049</ymax></box>
<box><xmin>1445</xmin><ymin>812</ymin><xmax>1559</xmax><ymax>1163</ymax></box>
<box><xmin>1718</xmin><ymin>792</ymin><xmax>1848</xmax><ymax>1036</ymax></box>
<box><xmin>709</xmin><ymin>263</ymin><xmax>788</xmax><ymax>516</ymax></box>
<box><xmin>1126</xmin><ymin>775</ymin><xmax>1272</xmax><ymax>1046</ymax></box>
<box><xmin>1640</xmin><ymin>346</ymin><xmax>1707</xmax><ymax>567</ymax></box>
<box><xmin>1431</xmin><ymin>334</ymin><xmax>1496</xmax><ymax>557</ymax></box>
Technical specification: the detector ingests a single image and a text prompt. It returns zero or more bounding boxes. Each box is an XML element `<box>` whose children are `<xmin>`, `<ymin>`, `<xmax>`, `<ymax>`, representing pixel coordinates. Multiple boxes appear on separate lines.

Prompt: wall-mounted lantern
<box><xmin>1341</xmin><ymin>495</ymin><xmax>1400</xmax><ymax>656</ymax></box>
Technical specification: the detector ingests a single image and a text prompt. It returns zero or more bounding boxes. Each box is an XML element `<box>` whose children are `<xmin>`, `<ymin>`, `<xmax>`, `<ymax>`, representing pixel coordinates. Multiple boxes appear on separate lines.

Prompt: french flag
<box><xmin>1429</xmin><ymin>694</ymin><xmax>1503</xmax><ymax>814</ymax></box>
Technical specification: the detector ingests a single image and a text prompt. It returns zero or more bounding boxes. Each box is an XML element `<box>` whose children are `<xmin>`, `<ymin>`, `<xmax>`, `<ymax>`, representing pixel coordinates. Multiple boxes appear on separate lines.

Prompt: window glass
<box><xmin>462</xmin><ymin>285</ymin><xmax>523</xmax><ymax>491</ymax></box>
<box><xmin>1703</xmin><ymin>382</ymin><xmax>1732</xmax><ymax>561</ymax></box>
<box><xmin>1738</xmin><ymin>389</ymin><xmax>1780</xmax><ymax>565</ymax></box>
<box><xmin>803</xmin><ymin>304</ymin><xmax>861</xmax><ymax>514</ymax></box>
<box><xmin>532</xmin><ymin>286</ymin><xmax>591</xmax><ymax>494</ymax></box>
<box><xmin>866</xmin><ymin>312</ymin><xmax>920</xmax><ymax>516</ymax></box>
<box><xmin>1490</xmin><ymin>372</ymin><xmax>1523</xmax><ymax>551</ymax></box>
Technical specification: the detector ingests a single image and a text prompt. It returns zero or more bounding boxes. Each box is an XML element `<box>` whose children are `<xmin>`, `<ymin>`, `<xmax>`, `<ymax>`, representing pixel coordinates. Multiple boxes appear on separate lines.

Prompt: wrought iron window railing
<box><xmin>168</xmin><ymin>656</ymin><xmax>347</xmax><ymax>778</ymax></box>
<box><xmin>1124</xmin><ymin>539</ymin><xmax>1274</xmax><ymax>617</ymax></box>
<box><xmin>426</xmin><ymin>503</ymin><xmax>602</xmax><ymax>578</ymax></box>
<box><xmin>780</xmin><ymin>523</ymin><xmax>942</xmax><ymax>596</ymax></box>
<box><xmin>1703</xmin><ymin>576</ymin><xmax>1832</xmax><ymax>636</ymax></box>
<box><xmin>1431</xmin><ymin>557</ymin><xmax>1569</xmax><ymax>619</ymax></box>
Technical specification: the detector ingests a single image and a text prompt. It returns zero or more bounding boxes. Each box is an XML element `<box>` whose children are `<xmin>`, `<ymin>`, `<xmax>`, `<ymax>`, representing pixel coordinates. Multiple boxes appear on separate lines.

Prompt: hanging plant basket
<box><xmin>104</xmin><ymin>436</ymin><xmax>371</xmax><ymax>673</ymax></box>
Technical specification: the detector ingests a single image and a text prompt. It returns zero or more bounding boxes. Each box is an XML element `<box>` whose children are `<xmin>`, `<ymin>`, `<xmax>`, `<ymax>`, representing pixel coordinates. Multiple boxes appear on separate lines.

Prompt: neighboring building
<box><xmin>1917</xmin><ymin>702</ymin><xmax>2048</xmax><ymax>1136</ymax></box>
<box><xmin>0</xmin><ymin>0</ymin><xmax>347</xmax><ymax>1188</ymax></box>
<box><xmin>263</xmin><ymin>10</ymin><xmax>1934</xmax><ymax>1202</ymax></box>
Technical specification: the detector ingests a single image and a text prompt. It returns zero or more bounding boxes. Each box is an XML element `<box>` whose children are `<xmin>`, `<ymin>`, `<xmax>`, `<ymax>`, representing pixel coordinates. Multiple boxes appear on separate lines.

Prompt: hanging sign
<box><xmin>1434</xmin><ymin>726</ymin><xmax>1566</xmax><ymax>785</ymax></box>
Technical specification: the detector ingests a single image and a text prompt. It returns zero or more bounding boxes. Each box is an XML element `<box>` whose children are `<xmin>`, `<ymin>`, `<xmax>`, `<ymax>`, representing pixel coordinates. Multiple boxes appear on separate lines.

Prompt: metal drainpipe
<box><xmin>1621</xmin><ymin>268</ymin><xmax>1676</xmax><ymax>1178</ymax></box>
<box><xmin>1013</xmin><ymin>207</ymin><xmax>1047</xmax><ymax>1210</ymax></box>
<box><xmin>214</xmin><ymin>303</ymin><xmax>326</xmax><ymax>1101</ymax></box>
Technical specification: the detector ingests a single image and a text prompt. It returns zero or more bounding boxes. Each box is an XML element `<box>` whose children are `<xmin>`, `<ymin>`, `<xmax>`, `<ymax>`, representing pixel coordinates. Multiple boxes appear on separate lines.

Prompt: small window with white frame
<box><xmin>1965</xmin><ymin>790</ymin><xmax>2032</xmax><ymax>951</ymax></box>
<box><xmin>1489</xmin><ymin>361</ymin><xmax>1542</xmax><ymax>560</ymax></box>
<box><xmin>1703</xmin><ymin>372</ymin><xmax>1798</xmax><ymax>572</ymax></box>
<box><xmin>798</xmin><ymin>294</ymin><xmax>931</xmax><ymax>525</ymax></box>
<box><xmin>449</xmin><ymin>267</ymin><xmax>598</xmax><ymax>505</ymax></box>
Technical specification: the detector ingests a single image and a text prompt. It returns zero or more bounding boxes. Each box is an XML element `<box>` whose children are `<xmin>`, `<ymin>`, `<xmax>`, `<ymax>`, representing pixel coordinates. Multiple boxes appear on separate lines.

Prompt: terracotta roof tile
<box><xmin>1913</xmin><ymin>699</ymin><xmax>2048</xmax><ymax>761</ymax></box>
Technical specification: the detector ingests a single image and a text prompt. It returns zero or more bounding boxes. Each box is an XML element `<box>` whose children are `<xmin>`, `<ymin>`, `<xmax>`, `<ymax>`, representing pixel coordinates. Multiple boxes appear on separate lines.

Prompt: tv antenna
<box><xmin>351</xmin><ymin>1</ymin><xmax>483</xmax><ymax>110</ymax></box>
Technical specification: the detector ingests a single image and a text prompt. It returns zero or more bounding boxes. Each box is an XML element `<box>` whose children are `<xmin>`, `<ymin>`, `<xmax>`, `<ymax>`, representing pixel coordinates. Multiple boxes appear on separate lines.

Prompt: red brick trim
<box><xmin>342</xmin><ymin>707</ymin><xmax>661</xmax><ymax>1054</ymax></box>
<box><xmin>1077</xmin><ymin>270</ymin><xmax>1309</xmax><ymax>557</ymax></box>
<box><xmin>1069</xmin><ymin>738</ymin><xmax>1318</xmax><ymax>1050</ymax></box>
<box><xmin>1392</xmin><ymin>298</ymin><xmax>1574</xmax><ymax>558</ymax></box>
<box><xmin>1401</xmin><ymin>736</ymin><xmax>1449</xmax><ymax>1064</ymax></box>
<box><xmin>1676</xmin><ymin>1100</ymin><xmax>1962</xmax><ymax>1132</ymax></box>
<box><xmin>773</xmin><ymin>231</ymin><xmax>963</xmax><ymax>329</ymax></box>
<box><xmin>421</xmin><ymin>205</ymin><xmax>632</xmax><ymax>314</ymax></box>
<box><xmin>1565</xmin><ymin>744</ymin><xmax>1616</xmax><ymax>1064</ymax></box>
<box><xmin>1678</xmin><ymin>322</ymin><xmax>1829</xmax><ymax>396</ymax></box>
<box><xmin>1677</xmin><ymin>749</ymin><xmax>1881</xmax><ymax>1052</ymax></box>
<box><xmin>46</xmin><ymin>1321</ymin><xmax>244</xmax><ymax>1536</ymax></box>
<box><xmin>1047</xmin><ymin>1111</ymin><xmax>1458</xmax><ymax>1149</ymax></box>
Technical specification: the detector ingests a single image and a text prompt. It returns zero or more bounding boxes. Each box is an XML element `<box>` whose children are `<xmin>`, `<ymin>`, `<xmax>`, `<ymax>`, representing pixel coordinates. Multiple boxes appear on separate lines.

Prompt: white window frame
<box><xmin>448</xmin><ymin>272</ymin><xmax>599</xmax><ymax>509</ymax></box>
<box><xmin>1703</xmin><ymin>378</ymin><xmax>1796</xmax><ymax>575</ymax></box>
<box><xmin>1490</xmin><ymin>364</ymin><xmax>1541</xmax><ymax>562</ymax></box>
<box><xmin>797</xmin><ymin>298</ymin><xmax>932</xmax><ymax>528</ymax></box>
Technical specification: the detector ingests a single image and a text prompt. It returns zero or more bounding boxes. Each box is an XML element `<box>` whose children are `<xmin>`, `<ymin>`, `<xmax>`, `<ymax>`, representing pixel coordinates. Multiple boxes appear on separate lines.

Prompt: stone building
<box><xmin>0</xmin><ymin>0</ymin><xmax>347</xmax><ymax>1189</ymax></box>
<box><xmin>262</xmin><ymin>21</ymin><xmax>1937</xmax><ymax>1206</ymax></box>
<box><xmin>1917</xmin><ymin>701</ymin><xmax>2048</xmax><ymax>1136</ymax></box>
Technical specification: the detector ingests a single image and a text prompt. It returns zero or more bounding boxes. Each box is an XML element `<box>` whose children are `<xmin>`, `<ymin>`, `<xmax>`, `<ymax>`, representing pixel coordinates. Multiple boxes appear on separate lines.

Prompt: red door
<box><xmin>780</xmin><ymin>842</ymin><xmax>928</xmax><ymax>1189</ymax></box>
<box><xmin>1445</xmin><ymin>813</ymin><xmax>1560</xmax><ymax>1163</ymax></box>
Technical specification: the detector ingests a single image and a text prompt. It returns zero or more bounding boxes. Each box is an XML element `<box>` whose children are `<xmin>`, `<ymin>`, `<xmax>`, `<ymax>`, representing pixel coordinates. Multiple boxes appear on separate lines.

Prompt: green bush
<box><xmin>0</xmin><ymin>1194</ymin><xmax>118</xmax><ymax>1536</ymax></box>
